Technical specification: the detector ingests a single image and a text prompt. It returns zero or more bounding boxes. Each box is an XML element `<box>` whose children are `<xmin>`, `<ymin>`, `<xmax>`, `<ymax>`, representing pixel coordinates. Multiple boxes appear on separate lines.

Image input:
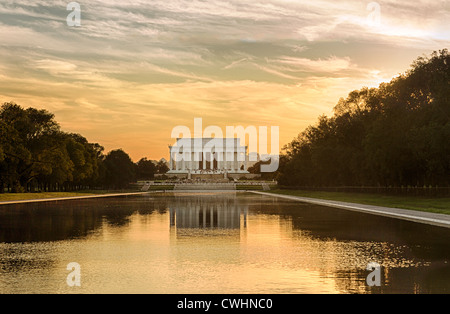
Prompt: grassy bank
<box><xmin>266</xmin><ymin>189</ymin><xmax>450</xmax><ymax>215</ymax></box>
<box><xmin>0</xmin><ymin>190</ymin><xmax>131</xmax><ymax>202</ymax></box>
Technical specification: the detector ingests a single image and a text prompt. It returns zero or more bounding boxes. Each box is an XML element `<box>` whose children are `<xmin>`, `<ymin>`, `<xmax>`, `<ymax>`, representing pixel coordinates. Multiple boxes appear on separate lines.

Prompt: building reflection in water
<box><xmin>168</xmin><ymin>192</ymin><xmax>247</xmax><ymax>230</ymax></box>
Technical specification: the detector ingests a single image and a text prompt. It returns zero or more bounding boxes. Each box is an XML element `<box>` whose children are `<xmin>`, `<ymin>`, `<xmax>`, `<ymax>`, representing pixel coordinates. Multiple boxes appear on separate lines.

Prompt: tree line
<box><xmin>278</xmin><ymin>49</ymin><xmax>450</xmax><ymax>188</ymax></box>
<box><xmin>0</xmin><ymin>103</ymin><xmax>168</xmax><ymax>193</ymax></box>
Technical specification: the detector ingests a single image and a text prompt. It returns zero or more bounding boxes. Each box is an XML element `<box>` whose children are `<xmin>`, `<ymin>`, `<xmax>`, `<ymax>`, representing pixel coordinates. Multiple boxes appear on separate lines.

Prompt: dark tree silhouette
<box><xmin>103</xmin><ymin>149</ymin><xmax>136</xmax><ymax>189</ymax></box>
<box><xmin>278</xmin><ymin>49</ymin><xmax>450</xmax><ymax>188</ymax></box>
<box><xmin>136</xmin><ymin>158</ymin><xmax>157</xmax><ymax>180</ymax></box>
<box><xmin>0</xmin><ymin>103</ymin><xmax>153</xmax><ymax>192</ymax></box>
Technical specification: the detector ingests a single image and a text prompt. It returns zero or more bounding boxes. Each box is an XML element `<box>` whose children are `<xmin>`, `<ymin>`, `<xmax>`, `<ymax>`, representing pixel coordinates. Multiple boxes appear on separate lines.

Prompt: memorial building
<box><xmin>167</xmin><ymin>138</ymin><xmax>249</xmax><ymax>176</ymax></box>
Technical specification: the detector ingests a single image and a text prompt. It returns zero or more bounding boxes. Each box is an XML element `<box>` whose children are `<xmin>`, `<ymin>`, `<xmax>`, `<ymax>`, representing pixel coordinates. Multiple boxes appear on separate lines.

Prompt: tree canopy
<box><xmin>0</xmin><ymin>103</ymin><xmax>158</xmax><ymax>192</ymax></box>
<box><xmin>278</xmin><ymin>49</ymin><xmax>450</xmax><ymax>187</ymax></box>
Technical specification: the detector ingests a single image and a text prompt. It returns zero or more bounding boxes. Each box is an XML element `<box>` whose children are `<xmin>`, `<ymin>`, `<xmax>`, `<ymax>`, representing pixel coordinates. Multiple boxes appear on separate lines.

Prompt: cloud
<box><xmin>274</xmin><ymin>56</ymin><xmax>352</xmax><ymax>73</ymax></box>
<box><xmin>34</xmin><ymin>59</ymin><xmax>77</xmax><ymax>74</ymax></box>
<box><xmin>0</xmin><ymin>0</ymin><xmax>448</xmax><ymax>160</ymax></box>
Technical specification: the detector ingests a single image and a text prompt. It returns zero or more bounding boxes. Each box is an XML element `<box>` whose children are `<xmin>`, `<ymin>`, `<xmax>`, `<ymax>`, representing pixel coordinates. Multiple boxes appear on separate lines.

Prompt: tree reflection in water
<box><xmin>0</xmin><ymin>193</ymin><xmax>449</xmax><ymax>294</ymax></box>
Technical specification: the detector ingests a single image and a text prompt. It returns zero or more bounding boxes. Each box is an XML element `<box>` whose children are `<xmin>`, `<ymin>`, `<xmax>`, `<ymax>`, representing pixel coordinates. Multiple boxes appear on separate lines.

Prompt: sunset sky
<box><xmin>0</xmin><ymin>0</ymin><xmax>448</xmax><ymax>161</ymax></box>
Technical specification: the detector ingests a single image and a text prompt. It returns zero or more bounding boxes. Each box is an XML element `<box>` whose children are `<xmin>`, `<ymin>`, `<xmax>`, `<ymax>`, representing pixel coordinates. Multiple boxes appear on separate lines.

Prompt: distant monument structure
<box><xmin>167</xmin><ymin>138</ymin><xmax>252</xmax><ymax>179</ymax></box>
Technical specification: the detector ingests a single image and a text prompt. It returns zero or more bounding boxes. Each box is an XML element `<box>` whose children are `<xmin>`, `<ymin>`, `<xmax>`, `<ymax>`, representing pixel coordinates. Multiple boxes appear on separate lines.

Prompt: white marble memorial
<box><xmin>168</xmin><ymin>138</ymin><xmax>249</xmax><ymax>174</ymax></box>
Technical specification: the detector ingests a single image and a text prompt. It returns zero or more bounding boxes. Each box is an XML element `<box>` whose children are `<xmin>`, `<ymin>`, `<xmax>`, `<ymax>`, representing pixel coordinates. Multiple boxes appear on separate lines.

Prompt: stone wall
<box><xmin>227</xmin><ymin>173</ymin><xmax>261</xmax><ymax>180</ymax></box>
<box><xmin>155</xmin><ymin>173</ymin><xmax>261</xmax><ymax>180</ymax></box>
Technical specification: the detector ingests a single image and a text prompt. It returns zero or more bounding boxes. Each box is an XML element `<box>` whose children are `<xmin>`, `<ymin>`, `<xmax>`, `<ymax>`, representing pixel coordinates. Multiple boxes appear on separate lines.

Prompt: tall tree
<box><xmin>156</xmin><ymin>159</ymin><xmax>169</xmax><ymax>174</ymax></box>
<box><xmin>0</xmin><ymin>103</ymin><xmax>62</xmax><ymax>192</ymax></box>
<box><xmin>103</xmin><ymin>149</ymin><xmax>136</xmax><ymax>189</ymax></box>
<box><xmin>279</xmin><ymin>49</ymin><xmax>450</xmax><ymax>187</ymax></box>
<box><xmin>0</xmin><ymin>102</ymin><xmax>108</xmax><ymax>192</ymax></box>
<box><xmin>136</xmin><ymin>158</ymin><xmax>157</xmax><ymax>180</ymax></box>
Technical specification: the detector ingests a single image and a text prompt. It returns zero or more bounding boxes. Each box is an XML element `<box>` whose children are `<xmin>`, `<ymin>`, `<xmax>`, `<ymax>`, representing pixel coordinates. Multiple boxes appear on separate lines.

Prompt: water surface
<box><xmin>0</xmin><ymin>192</ymin><xmax>449</xmax><ymax>294</ymax></box>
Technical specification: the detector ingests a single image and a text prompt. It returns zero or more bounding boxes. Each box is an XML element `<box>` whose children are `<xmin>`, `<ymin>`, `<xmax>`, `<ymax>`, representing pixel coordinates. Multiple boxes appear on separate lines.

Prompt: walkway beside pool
<box><xmin>0</xmin><ymin>192</ymin><xmax>160</xmax><ymax>206</ymax></box>
<box><xmin>250</xmin><ymin>191</ymin><xmax>450</xmax><ymax>229</ymax></box>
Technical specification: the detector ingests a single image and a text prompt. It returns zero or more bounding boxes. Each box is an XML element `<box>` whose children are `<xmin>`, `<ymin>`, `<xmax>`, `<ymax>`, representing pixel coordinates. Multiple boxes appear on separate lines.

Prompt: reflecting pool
<box><xmin>0</xmin><ymin>192</ymin><xmax>449</xmax><ymax>294</ymax></box>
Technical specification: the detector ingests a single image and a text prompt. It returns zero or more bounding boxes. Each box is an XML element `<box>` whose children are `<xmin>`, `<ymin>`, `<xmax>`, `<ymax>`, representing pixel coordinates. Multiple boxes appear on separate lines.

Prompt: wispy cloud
<box><xmin>274</xmin><ymin>56</ymin><xmax>353</xmax><ymax>73</ymax></box>
<box><xmin>0</xmin><ymin>0</ymin><xmax>448</xmax><ymax>160</ymax></box>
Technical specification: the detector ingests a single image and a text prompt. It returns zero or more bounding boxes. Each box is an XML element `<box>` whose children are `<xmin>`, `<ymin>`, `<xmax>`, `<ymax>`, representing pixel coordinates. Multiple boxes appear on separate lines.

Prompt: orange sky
<box><xmin>0</xmin><ymin>0</ymin><xmax>448</xmax><ymax>161</ymax></box>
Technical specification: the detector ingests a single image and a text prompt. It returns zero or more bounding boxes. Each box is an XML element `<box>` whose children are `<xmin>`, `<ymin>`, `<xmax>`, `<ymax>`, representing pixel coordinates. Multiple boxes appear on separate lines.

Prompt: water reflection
<box><xmin>169</xmin><ymin>192</ymin><xmax>247</xmax><ymax>229</ymax></box>
<box><xmin>0</xmin><ymin>196</ymin><xmax>164</xmax><ymax>243</ymax></box>
<box><xmin>244</xmin><ymin>194</ymin><xmax>450</xmax><ymax>293</ymax></box>
<box><xmin>0</xmin><ymin>193</ymin><xmax>449</xmax><ymax>294</ymax></box>
<box><xmin>246</xmin><ymin>195</ymin><xmax>450</xmax><ymax>261</ymax></box>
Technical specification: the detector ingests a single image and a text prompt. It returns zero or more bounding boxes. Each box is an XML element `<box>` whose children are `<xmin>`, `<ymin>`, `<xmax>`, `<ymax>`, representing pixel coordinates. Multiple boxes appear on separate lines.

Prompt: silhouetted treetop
<box><xmin>279</xmin><ymin>49</ymin><xmax>450</xmax><ymax>187</ymax></box>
